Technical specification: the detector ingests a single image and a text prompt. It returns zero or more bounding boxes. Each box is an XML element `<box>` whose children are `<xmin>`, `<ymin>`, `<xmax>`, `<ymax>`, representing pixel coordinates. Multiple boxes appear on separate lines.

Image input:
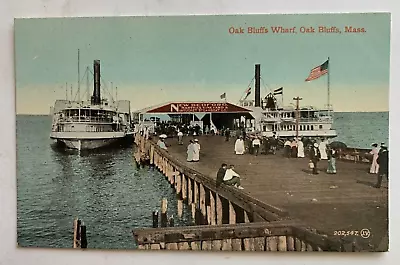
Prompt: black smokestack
<box><xmin>92</xmin><ymin>60</ymin><xmax>101</xmax><ymax>104</ymax></box>
<box><xmin>255</xmin><ymin>64</ymin><xmax>261</xmax><ymax>107</ymax></box>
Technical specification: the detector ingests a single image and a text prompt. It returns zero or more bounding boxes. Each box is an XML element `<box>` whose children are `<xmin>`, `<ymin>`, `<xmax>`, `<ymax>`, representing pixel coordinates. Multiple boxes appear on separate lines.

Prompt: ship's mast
<box><xmin>293</xmin><ymin>96</ymin><xmax>303</xmax><ymax>139</ymax></box>
<box><xmin>86</xmin><ymin>66</ymin><xmax>90</xmax><ymax>101</ymax></box>
<box><xmin>77</xmin><ymin>49</ymin><xmax>81</xmax><ymax>102</ymax></box>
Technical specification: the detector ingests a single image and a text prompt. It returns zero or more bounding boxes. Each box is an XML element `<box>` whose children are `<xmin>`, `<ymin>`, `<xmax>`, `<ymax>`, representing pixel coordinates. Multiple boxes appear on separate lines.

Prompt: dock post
<box><xmin>152</xmin><ymin>211</ymin><xmax>159</xmax><ymax>228</ymax></box>
<box><xmin>175</xmin><ymin>173</ymin><xmax>182</xmax><ymax>196</ymax></box>
<box><xmin>229</xmin><ymin>201</ymin><xmax>236</xmax><ymax>224</ymax></box>
<box><xmin>194</xmin><ymin>181</ymin><xmax>199</xmax><ymax>208</ymax></box>
<box><xmin>188</xmin><ymin>178</ymin><xmax>193</xmax><ymax>204</ymax></box>
<box><xmin>161</xmin><ymin>198</ymin><xmax>168</xmax><ymax>227</ymax></box>
<box><xmin>150</xmin><ymin>145</ymin><xmax>154</xmax><ymax>165</ymax></box>
<box><xmin>73</xmin><ymin>218</ymin><xmax>78</xmax><ymax>248</ymax></box>
<box><xmin>177</xmin><ymin>199</ymin><xmax>183</xmax><ymax>218</ymax></box>
<box><xmin>199</xmin><ymin>184</ymin><xmax>207</xmax><ymax>223</ymax></box>
<box><xmin>80</xmin><ymin>224</ymin><xmax>87</xmax><ymax>249</ymax></box>
<box><xmin>216</xmin><ymin>194</ymin><xmax>223</xmax><ymax>225</ymax></box>
<box><xmin>182</xmin><ymin>174</ymin><xmax>187</xmax><ymax>201</ymax></box>
<box><xmin>209</xmin><ymin>191</ymin><xmax>216</xmax><ymax>225</ymax></box>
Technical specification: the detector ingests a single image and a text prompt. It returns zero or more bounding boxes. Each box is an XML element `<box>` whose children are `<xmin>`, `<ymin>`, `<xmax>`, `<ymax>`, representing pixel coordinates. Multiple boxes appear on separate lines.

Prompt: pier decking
<box><xmin>167</xmin><ymin>136</ymin><xmax>386</xmax><ymax>248</ymax></box>
<box><xmin>133</xmin><ymin>134</ymin><xmax>388</xmax><ymax>251</ymax></box>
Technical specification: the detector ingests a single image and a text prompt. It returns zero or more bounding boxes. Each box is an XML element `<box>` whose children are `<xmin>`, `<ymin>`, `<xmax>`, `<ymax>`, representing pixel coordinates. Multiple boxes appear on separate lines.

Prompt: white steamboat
<box><xmin>50</xmin><ymin>57</ymin><xmax>133</xmax><ymax>150</ymax></box>
<box><xmin>238</xmin><ymin>64</ymin><xmax>337</xmax><ymax>139</ymax></box>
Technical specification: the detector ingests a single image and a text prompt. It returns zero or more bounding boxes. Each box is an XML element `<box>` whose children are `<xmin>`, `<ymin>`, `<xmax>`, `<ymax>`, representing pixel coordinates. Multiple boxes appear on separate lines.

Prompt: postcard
<box><xmin>15</xmin><ymin>13</ymin><xmax>389</xmax><ymax>251</ymax></box>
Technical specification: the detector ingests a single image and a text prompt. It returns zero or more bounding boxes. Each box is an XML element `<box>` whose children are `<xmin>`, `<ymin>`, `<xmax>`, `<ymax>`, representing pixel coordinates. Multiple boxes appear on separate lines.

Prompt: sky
<box><xmin>15</xmin><ymin>13</ymin><xmax>390</xmax><ymax>114</ymax></box>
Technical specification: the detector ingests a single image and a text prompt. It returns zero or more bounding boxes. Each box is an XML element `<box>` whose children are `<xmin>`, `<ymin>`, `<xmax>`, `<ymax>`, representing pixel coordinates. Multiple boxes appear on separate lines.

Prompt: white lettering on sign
<box><xmin>170</xmin><ymin>104</ymin><xmax>179</xmax><ymax>112</ymax></box>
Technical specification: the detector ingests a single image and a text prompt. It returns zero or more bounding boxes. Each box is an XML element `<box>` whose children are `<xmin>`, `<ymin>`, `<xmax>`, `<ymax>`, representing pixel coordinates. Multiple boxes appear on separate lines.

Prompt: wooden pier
<box><xmin>132</xmin><ymin>134</ymin><xmax>388</xmax><ymax>251</ymax></box>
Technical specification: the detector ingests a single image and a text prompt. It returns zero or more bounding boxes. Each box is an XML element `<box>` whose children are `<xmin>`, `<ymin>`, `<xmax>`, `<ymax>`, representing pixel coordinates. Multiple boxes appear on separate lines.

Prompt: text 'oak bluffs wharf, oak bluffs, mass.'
<box><xmin>228</xmin><ymin>25</ymin><xmax>366</xmax><ymax>34</ymax></box>
<box><xmin>128</xmin><ymin>62</ymin><xmax>388</xmax><ymax>252</ymax></box>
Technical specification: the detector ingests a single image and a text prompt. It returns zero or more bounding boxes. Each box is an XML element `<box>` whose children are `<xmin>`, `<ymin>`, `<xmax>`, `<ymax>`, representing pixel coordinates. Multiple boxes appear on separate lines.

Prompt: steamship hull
<box><xmin>50</xmin><ymin>132</ymin><xmax>132</xmax><ymax>150</ymax></box>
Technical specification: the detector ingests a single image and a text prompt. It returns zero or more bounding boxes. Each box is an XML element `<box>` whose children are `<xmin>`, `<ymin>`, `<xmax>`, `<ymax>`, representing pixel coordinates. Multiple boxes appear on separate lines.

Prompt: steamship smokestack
<box><xmin>255</xmin><ymin>64</ymin><xmax>261</xmax><ymax>107</ymax></box>
<box><xmin>92</xmin><ymin>60</ymin><xmax>101</xmax><ymax>104</ymax></box>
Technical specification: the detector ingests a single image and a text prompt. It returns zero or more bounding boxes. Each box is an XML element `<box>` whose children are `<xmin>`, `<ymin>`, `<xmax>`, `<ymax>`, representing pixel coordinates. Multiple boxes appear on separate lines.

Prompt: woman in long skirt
<box><xmin>326</xmin><ymin>145</ymin><xmax>337</xmax><ymax>174</ymax></box>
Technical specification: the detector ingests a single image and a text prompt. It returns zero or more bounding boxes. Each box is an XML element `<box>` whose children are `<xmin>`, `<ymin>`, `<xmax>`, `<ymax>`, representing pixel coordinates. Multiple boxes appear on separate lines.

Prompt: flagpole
<box><xmin>327</xmin><ymin>57</ymin><xmax>330</xmax><ymax>116</ymax></box>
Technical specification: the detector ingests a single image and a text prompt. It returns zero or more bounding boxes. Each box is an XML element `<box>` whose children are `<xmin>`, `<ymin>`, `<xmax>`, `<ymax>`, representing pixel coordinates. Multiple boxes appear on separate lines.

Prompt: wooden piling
<box><xmin>150</xmin><ymin>145</ymin><xmax>154</xmax><ymax>165</ymax></box>
<box><xmin>209</xmin><ymin>191</ymin><xmax>216</xmax><ymax>225</ymax></box>
<box><xmin>161</xmin><ymin>198</ymin><xmax>168</xmax><ymax>227</ymax></box>
<box><xmin>278</xmin><ymin>236</ymin><xmax>287</xmax><ymax>251</ymax></box>
<box><xmin>194</xmin><ymin>181</ymin><xmax>199</xmax><ymax>207</ymax></box>
<box><xmin>199</xmin><ymin>184</ymin><xmax>207</xmax><ymax>223</ymax></box>
<box><xmin>188</xmin><ymin>178</ymin><xmax>193</xmax><ymax>204</ymax></box>
<box><xmin>80</xmin><ymin>224</ymin><xmax>87</xmax><ymax>249</ymax></box>
<box><xmin>229</xmin><ymin>201</ymin><xmax>236</xmax><ymax>224</ymax></box>
<box><xmin>287</xmin><ymin>236</ymin><xmax>295</xmax><ymax>251</ymax></box>
<box><xmin>216</xmin><ymin>194</ymin><xmax>223</xmax><ymax>225</ymax></box>
<box><xmin>182</xmin><ymin>174</ymin><xmax>187</xmax><ymax>201</ymax></box>
<box><xmin>73</xmin><ymin>218</ymin><xmax>78</xmax><ymax>248</ymax></box>
<box><xmin>176</xmin><ymin>173</ymin><xmax>181</xmax><ymax>195</ymax></box>
<box><xmin>177</xmin><ymin>200</ymin><xmax>183</xmax><ymax>218</ymax></box>
<box><xmin>152</xmin><ymin>211</ymin><xmax>159</xmax><ymax>228</ymax></box>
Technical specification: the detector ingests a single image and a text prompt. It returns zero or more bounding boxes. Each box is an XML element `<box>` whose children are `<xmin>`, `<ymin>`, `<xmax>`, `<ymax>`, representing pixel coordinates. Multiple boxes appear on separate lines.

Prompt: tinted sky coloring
<box><xmin>15</xmin><ymin>13</ymin><xmax>390</xmax><ymax>114</ymax></box>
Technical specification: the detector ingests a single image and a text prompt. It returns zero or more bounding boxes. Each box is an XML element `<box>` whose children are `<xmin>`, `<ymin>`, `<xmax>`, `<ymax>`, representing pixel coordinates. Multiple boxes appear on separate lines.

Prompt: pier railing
<box><xmin>134</xmin><ymin>220</ymin><xmax>359</xmax><ymax>251</ymax></box>
<box><xmin>132</xmin><ymin>133</ymin><xmax>362</xmax><ymax>252</ymax></box>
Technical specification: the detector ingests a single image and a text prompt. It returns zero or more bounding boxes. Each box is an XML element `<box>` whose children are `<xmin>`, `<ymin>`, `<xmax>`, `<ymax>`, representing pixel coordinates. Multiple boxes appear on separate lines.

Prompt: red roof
<box><xmin>143</xmin><ymin>102</ymin><xmax>252</xmax><ymax>113</ymax></box>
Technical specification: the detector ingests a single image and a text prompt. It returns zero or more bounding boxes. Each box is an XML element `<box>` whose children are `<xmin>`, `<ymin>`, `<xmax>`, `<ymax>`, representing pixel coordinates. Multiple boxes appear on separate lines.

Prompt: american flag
<box><xmin>305</xmin><ymin>59</ymin><xmax>329</xmax><ymax>81</ymax></box>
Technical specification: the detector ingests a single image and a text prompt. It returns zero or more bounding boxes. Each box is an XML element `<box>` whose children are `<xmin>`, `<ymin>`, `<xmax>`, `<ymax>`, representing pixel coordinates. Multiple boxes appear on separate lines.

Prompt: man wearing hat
<box><xmin>375</xmin><ymin>145</ymin><xmax>389</xmax><ymax>188</ymax></box>
<box><xmin>192</xmin><ymin>139</ymin><xmax>201</xmax><ymax>162</ymax></box>
<box><xmin>309</xmin><ymin>142</ymin><xmax>321</xmax><ymax>174</ymax></box>
<box><xmin>369</xmin><ymin>143</ymin><xmax>380</xmax><ymax>174</ymax></box>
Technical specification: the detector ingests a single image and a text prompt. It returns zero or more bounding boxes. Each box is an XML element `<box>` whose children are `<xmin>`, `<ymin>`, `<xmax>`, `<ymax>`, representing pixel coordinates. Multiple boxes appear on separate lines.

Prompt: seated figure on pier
<box><xmin>223</xmin><ymin>165</ymin><xmax>244</xmax><ymax>190</ymax></box>
<box><xmin>216</xmin><ymin>163</ymin><xmax>228</xmax><ymax>187</ymax></box>
<box><xmin>157</xmin><ymin>138</ymin><xmax>168</xmax><ymax>151</ymax></box>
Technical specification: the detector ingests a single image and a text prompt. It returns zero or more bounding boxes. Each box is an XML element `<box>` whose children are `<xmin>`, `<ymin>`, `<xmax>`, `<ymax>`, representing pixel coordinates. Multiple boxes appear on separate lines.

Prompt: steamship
<box><xmin>50</xmin><ymin>59</ymin><xmax>133</xmax><ymax>150</ymax></box>
<box><xmin>239</xmin><ymin>64</ymin><xmax>337</xmax><ymax>139</ymax></box>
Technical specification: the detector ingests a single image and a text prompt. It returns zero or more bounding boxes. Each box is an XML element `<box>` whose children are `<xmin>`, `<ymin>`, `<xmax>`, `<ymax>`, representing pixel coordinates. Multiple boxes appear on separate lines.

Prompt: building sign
<box><xmin>170</xmin><ymin>103</ymin><xmax>229</xmax><ymax>112</ymax></box>
<box><xmin>146</xmin><ymin>102</ymin><xmax>251</xmax><ymax>113</ymax></box>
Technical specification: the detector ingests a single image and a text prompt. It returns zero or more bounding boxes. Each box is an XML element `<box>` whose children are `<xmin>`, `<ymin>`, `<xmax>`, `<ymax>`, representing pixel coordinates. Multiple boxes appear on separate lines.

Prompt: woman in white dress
<box><xmin>319</xmin><ymin>139</ymin><xmax>328</xmax><ymax>160</ymax></box>
<box><xmin>297</xmin><ymin>138</ymin><xmax>305</xmax><ymax>158</ymax></box>
<box><xmin>192</xmin><ymin>139</ymin><xmax>201</xmax><ymax>162</ymax></box>
<box><xmin>234</xmin><ymin>136</ymin><xmax>245</xmax><ymax>155</ymax></box>
<box><xmin>187</xmin><ymin>140</ymin><xmax>194</xmax><ymax>162</ymax></box>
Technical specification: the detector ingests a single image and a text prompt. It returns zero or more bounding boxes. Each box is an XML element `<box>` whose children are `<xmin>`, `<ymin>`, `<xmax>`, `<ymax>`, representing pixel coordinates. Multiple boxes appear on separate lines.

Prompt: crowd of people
<box><xmin>150</xmin><ymin>123</ymin><xmax>389</xmax><ymax>190</ymax></box>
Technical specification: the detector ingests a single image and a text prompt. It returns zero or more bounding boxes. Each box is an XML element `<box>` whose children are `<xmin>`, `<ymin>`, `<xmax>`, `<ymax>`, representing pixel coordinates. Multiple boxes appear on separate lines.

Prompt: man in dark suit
<box><xmin>375</xmin><ymin>146</ymin><xmax>389</xmax><ymax>188</ymax></box>
<box><xmin>216</xmin><ymin>163</ymin><xmax>228</xmax><ymax>187</ymax></box>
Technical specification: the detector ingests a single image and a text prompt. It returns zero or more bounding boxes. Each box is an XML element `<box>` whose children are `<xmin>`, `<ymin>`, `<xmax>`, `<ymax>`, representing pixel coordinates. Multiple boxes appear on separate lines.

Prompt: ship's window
<box><xmin>311</xmin><ymin>125</ymin><xmax>314</xmax><ymax>130</ymax></box>
<box><xmin>307</xmin><ymin>125</ymin><xmax>310</xmax><ymax>130</ymax></box>
<box><xmin>263</xmin><ymin>125</ymin><xmax>266</xmax><ymax>131</ymax></box>
<box><xmin>319</xmin><ymin>125</ymin><xmax>323</xmax><ymax>129</ymax></box>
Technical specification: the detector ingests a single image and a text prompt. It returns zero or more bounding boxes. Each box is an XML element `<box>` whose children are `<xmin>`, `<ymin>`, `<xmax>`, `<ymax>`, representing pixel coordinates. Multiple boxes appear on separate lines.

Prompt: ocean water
<box><xmin>17</xmin><ymin>115</ymin><xmax>191</xmax><ymax>249</ymax></box>
<box><xmin>333</xmin><ymin>112</ymin><xmax>389</xmax><ymax>149</ymax></box>
<box><xmin>16</xmin><ymin>112</ymin><xmax>388</xmax><ymax>249</ymax></box>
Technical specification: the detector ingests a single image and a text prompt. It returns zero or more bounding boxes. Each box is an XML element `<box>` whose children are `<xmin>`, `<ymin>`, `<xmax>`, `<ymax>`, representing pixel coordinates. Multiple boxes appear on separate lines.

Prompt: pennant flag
<box><xmin>245</xmin><ymin>87</ymin><xmax>251</xmax><ymax>97</ymax></box>
<box><xmin>305</xmin><ymin>59</ymin><xmax>329</xmax><ymax>81</ymax></box>
<box><xmin>220</xmin><ymin>92</ymin><xmax>226</xmax><ymax>99</ymax></box>
<box><xmin>273</xmin><ymin>87</ymin><xmax>283</xmax><ymax>95</ymax></box>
